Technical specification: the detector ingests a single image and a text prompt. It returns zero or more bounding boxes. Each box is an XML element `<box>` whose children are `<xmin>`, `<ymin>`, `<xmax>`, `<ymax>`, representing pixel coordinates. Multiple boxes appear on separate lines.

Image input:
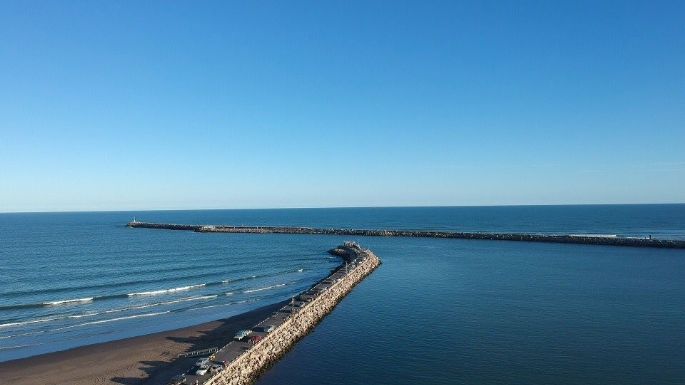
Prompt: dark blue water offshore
<box><xmin>1</xmin><ymin>205</ymin><xmax>684</xmax><ymax>384</ymax></box>
<box><xmin>257</xmin><ymin>237</ymin><xmax>685</xmax><ymax>385</ymax></box>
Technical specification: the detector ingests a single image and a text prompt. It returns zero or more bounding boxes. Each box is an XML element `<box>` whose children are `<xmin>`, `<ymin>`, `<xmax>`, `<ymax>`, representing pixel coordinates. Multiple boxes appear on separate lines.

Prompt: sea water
<box><xmin>1</xmin><ymin>205</ymin><xmax>684</xmax><ymax>384</ymax></box>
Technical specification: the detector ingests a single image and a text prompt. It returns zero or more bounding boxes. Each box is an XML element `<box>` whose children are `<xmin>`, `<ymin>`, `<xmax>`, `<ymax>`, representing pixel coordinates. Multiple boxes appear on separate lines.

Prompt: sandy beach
<box><xmin>0</xmin><ymin>301</ymin><xmax>285</xmax><ymax>385</ymax></box>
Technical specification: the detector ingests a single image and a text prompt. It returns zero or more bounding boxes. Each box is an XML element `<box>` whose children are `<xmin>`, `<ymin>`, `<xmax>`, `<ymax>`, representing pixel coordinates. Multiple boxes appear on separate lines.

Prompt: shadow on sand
<box><xmin>111</xmin><ymin>301</ymin><xmax>287</xmax><ymax>385</ymax></box>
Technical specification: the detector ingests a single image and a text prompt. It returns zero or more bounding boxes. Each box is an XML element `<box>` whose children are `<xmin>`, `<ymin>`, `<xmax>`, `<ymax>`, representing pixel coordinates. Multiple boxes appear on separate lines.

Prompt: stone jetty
<box><xmin>180</xmin><ymin>242</ymin><xmax>381</xmax><ymax>385</ymax></box>
<box><xmin>127</xmin><ymin>221</ymin><xmax>685</xmax><ymax>249</ymax></box>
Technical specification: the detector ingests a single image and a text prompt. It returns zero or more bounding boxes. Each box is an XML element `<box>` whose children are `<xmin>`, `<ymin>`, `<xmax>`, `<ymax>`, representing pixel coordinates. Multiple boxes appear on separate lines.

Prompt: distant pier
<box><xmin>127</xmin><ymin>221</ymin><xmax>685</xmax><ymax>249</ymax></box>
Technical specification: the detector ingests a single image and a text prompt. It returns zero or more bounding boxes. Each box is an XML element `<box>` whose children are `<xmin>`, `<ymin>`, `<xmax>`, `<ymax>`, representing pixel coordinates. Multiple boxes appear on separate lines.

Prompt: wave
<box><xmin>1</xmin><ymin>270</ymin><xmax>229</xmax><ymax>299</ymax></box>
<box><xmin>0</xmin><ymin>303</ymin><xmax>49</xmax><ymax>311</ymax></box>
<box><xmin>0</xmin><ymin>268</ymin><xmax>306</xmax><ymax>315</ymax></box>
<box><xmin>0</xmin><ymin>343</ymin><xmax>42</xmax><ymax>351</ymax></box>
<box><xmin>0</xmin><ymin>315</ymin><xmax>65</xmax><ymax>329</ymax></box>
<box><xmin>0</xmin><ymin>330</ymin><xmax>45</xmax><ymax>339</ymax></box>
<box><xmin>0</xmin><ymin>297</ymin><xmax>100</xmax><ymax>311</ymax></box>
<box><xmin>568</xmin><ymin>233</ymin><xmax>618</xmax><ymax>238</ymax></box>
<box><xmin>67</xmin><ymin>295</ymin><xmax>217</xmax><ymax>318</ymax></box>
<box><xmin>51</xmin><ymin>311</ymin><xmax>171</xmax><ymax>331</ymax></box>
<box><xmin>77</xmin><ymin>311</ymin><xmax>170</xmax><ymax>326</ymax></box>
<box><xmin>0</xmin><ymin>281</ymin><xmax>219</xmax><ymax>312</ymax></box>
<box><xmin>1</xmin><ymin>311</ymin><xmax>172</xmax><ymax>338</ymax></box>
<box><xmin>118</xmin><ymin>295</ymin><xmax>217</xmax><ymax>311</ymax></box>
<box><xmin>44</xmin><ymin>297</ymin><xmax>94</xmax><ymax>306</ymax></box>
<box><xmin>190</xmin><ymin>299</ymin><xmax>250</xmax><ymax>311</ymax></box>
<box><xmin>243</xmin><ymin>283</ymin><xmax>287</xmax><ymax>294</ymax></box>
<box><xmin>127</xmin><ymin>284</ymin><xmax>206</xmax><ymax>297</ymax></box>
<box><xmin>0</xmin><ymin>295</ymin><xmax>217</xmax><ymax>332</ymax></box>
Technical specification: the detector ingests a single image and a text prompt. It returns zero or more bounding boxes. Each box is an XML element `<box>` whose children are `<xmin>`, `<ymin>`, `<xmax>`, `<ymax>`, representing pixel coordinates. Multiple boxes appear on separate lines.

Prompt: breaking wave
<box><xmin>243</xmin><ymin>283</ymin><xmax>287</xmax><ymax>293</ymax></box>
<box><xmin>49</xmin><ymin>311</ymin><xmax>173</xmax><ymax>331</ymax></box>
<box><xmin>44</xmin><ymin>297</ymin><xmax>94</xmax><ymax>306</ymax></box>
<box><xmin>0</xmin><ymin>295</ymin><xmax>217</xmax><ymax>330</ymax></box>
<box><xmin>127</xmin><ymin>284</ymin><xmax>206</xmax><ymax>297</ymax></box>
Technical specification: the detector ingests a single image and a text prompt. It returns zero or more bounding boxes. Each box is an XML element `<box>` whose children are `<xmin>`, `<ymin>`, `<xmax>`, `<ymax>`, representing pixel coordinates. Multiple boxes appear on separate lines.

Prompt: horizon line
<box><xmin>1</xmin><ymin>202</ymin><xmax>684</xmax><ymax>215</ymax></box>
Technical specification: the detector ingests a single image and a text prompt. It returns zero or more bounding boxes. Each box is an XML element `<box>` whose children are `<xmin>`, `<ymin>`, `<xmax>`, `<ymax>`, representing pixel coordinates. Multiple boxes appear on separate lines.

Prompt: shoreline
<box><xmin>0</xmin><ymin>243</ymin><xmax>381</xmax><ymax>385</ymax></box>
<box><xmin>0</xmin><ymin>301</ymin><xmax>286</xmax><ymax>385</ymax></box>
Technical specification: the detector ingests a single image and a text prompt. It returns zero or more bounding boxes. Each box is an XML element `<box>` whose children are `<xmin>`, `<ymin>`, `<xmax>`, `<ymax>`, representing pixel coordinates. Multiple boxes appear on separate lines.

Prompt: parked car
<box><xmin>234</xmin><ymin>329</ymin><xmax>252</xmax><ymax>340</ymax></box>
<box><xmin>195</xmin><ymin>357</ymin><xmax>210</xmax><ymax>367</ymax></box>
<box><xmin>210</xmin><ymin>363</ymin><xmax>224</xmax><ymax>373</ymax></box>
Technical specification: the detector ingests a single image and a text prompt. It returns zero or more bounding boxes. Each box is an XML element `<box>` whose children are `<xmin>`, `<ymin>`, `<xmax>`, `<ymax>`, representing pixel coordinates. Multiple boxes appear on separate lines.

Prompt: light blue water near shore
<box><xmin>1</xmin><ymin>204</ymin><xmax>684</xmax><ymax>384</ymax></box>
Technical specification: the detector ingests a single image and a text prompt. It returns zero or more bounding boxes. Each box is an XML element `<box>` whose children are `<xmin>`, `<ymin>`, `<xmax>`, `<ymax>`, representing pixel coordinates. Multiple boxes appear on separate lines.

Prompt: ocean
<box><xmin>1</xmin><ymin>205</ymin><xmax>684</xmax><ymax>384</ymax></box>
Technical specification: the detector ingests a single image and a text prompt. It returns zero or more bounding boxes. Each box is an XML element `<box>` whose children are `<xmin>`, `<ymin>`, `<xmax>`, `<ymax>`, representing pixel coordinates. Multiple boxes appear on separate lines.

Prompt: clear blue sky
<box><xmin>1</xmin><ymin>1</ymin><xmax>683</xmax><ymax>212</ymax></box>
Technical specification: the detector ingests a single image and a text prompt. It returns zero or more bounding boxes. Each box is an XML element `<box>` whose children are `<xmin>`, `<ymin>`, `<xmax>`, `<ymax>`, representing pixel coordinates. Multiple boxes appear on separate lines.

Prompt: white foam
<box><xmin>128</xmin><ymin>284</ymin><xmax>206</xmax><ymax>297</ymax></box>
<box><xmin>58</xmin><ymin>311</ymin><xmax>171</xmax><ymax>330</ymax></box>
<box><xmin>569</xmin><ymin>234</ymin><xmax>618</xmax><ymax>238</ymax></box>
<box><xmin>0</xmin><ymin>295</ymin><xmax>217</xmax><ymax>332</ymax></box>
<box><xmin>83</xmin><ymin>311</ymin><xmax>170</xmax><ymax>325</ymax></box>
<box><xmin>43</xmin><ymin>297</ymin><xmax>93</xmax><ymax>306</ymax></box>
<box><xmin>0</xmin><ymin>343</ymin><xmax>42</xmax><ymax>350</ymax></box>
<box><xmin>0</xmin><ymin>316</ymin><xmax>62</xmax><ymax>329</ymax></box>
<box><xmin>68</xmin><ymin>311</ymin><xmax>100</xmax><ymax>319</ymax></box>
<box><xmin>0</xmin><ymin>330</ymin><xmax>46</xmax><ymax>339</ymax></box>
<box><xmin>243</xmin><ymin>283</ymin><xmax>287</xmax><ymax>293</ymax></box>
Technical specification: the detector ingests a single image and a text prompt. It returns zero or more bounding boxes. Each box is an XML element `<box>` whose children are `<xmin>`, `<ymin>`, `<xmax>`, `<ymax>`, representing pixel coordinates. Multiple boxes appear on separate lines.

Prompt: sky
<box><xmin>1</xmin><ymin>1</ymin><xmax>684</xmax><ymax>212</ymax></box>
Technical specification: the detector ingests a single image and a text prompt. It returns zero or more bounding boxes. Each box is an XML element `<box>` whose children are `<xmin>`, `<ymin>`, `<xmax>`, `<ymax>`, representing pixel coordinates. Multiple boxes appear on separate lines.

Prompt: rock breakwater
<box><xmin>201</xmin><ymin>242</ymin><xmax>380</xmax><ymax>385</ymax></box>
<box><xmin>127</xmin><ymin>222</ymin><xmax>685</xmax><ymax>249</ymax></box>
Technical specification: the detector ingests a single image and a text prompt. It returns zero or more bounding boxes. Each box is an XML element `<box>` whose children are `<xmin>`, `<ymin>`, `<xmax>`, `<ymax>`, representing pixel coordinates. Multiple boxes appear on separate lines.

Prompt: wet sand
<box><xmin>0</xmin><ymin>301</ymin><xmax>285</xmax><ymax>385</ymax></box>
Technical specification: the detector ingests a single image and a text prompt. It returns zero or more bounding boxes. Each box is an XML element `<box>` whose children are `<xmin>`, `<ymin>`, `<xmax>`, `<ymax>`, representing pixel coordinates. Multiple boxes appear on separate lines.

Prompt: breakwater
<box><xmin>127</xmin><ymin>221</ymin><xmax>685</xmax><ymax>249</ymax></box>
<box><xmin>191</xmin><ymin>242</ymin><xmax>380</xmax><ymax>385</ymax></box>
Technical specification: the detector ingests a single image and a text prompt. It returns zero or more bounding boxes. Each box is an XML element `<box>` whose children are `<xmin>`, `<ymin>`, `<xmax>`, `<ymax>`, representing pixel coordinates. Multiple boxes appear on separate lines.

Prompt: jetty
<box><xmin>171</xmin><ymin>242</ymin><xmax>381</xmax><ymax>385</ymax></box>
<box><xmin>127</xmin><ymin>221</ymin><xmax>685</xmax><ymax>249</ymax></box>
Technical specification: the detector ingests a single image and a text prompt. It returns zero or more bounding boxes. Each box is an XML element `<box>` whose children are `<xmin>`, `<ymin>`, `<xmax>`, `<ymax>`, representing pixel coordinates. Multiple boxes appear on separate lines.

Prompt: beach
<box><xmin>0</xmin><ymin>301</ymin><xmax>285</xmax><ymax>385</ymax></box>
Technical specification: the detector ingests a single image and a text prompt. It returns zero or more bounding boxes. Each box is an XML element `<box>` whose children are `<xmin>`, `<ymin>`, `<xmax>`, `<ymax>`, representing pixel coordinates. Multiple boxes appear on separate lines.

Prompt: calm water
<box><xmin>257</xmin><ymin>237</ymin><xmax>685</xmax><ymax>385</ymax></box>
<box><xmin>1</xmin><ymin>205</ymin><xmax>684</xmax><ymax>384</ymax></box>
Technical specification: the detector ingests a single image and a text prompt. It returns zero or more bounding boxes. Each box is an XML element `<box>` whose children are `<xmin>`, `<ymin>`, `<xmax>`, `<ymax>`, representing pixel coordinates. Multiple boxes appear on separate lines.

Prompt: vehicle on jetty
<box><xmin>233</xmin><ymin>329</ymin><xmax>252</xmax><ymax>341</ymax></box>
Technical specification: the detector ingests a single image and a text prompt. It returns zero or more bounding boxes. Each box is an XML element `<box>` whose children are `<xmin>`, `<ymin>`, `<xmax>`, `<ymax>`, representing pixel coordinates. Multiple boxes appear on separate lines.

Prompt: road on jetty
<box><xmin>157</xmin><ymin>241</ymin><xmax>380</xmax><ymax>385</ymax></box>
<box><xmin>127</xmin><ymin>221</ymin><xmax>685</xmax><ymax>249</ymax></box>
